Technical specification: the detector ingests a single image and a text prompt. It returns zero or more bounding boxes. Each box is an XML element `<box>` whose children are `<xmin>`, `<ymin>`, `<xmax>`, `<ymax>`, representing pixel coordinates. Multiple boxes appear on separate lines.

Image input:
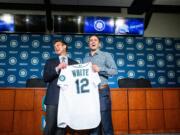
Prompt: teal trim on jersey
<box><xmin>41</xmin><ymin>115</ymin><xmax>46</xmax><ymax>131</ymax></box>
<box><xmin>42</xmin><ymin>95</ymin><xmax>46</xmax><ymax>112</ymax></box>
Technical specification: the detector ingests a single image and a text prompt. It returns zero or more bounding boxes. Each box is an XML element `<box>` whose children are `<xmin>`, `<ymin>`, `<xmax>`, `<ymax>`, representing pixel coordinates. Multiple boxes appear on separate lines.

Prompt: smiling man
<box><xmin>83</xmin><ymin>35</ymin><xmax>118</xmax><ymax>135</ymax></box>
<box><xmin>43</xmin><ymin>40</ymin><xmax>78</xmax><ymax>135</ymax></box>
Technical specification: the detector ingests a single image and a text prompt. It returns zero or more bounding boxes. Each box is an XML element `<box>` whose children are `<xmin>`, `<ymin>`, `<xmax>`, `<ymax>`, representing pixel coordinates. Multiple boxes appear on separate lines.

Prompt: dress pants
<box><xmin>44</xmin><ymin>105</ymin><xmax>66</xmax><ymax>135</ymax></box>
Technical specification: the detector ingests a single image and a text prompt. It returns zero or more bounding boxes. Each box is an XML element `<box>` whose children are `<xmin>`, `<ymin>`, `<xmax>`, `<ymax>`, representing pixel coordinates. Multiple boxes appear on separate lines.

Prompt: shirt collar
<box><xmin>59</xmin><ymin>55</ymin><xmax>68</xmax><ymax>61</ymax></box>
<box><xmin>89</xmin><ymin>49</ymin><xmax>101</xmax><ymax>56</ymax></box>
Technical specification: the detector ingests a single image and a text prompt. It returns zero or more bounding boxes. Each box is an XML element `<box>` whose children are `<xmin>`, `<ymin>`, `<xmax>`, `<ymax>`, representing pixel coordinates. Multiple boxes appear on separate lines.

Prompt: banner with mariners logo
<box><xmin>0</xmin><ymin>33</ymin><xmax>180</xmax><ymax>88</ymax></box>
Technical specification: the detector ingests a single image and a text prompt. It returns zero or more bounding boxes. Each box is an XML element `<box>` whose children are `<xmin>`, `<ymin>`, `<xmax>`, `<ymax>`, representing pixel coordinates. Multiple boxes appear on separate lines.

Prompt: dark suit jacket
<box><xmin>43</xmin><ymin>57</ymin><xmax>78</xmax><ymax>105</ymax></box>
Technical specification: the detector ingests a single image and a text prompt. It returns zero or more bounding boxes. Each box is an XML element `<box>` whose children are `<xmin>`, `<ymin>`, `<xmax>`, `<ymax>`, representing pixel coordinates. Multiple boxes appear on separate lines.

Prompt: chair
<box><xmin>118</xmin><ymin>78</ymin><xmax>138</xmax><ymax>88</ymax></box>
<box><xmin>137</xmin><ymin>78</ymin><xmax>152</xmax><ymax>88</ymax></box>
<box><xmin>118</xmin><ymin>78</ymin><xmax>152</xmax><ymax>88</ymax></box>
<box><xmin>26</xmin><ymin>78</ymin><xmax>46</xmax><ymax>87</ymax></box>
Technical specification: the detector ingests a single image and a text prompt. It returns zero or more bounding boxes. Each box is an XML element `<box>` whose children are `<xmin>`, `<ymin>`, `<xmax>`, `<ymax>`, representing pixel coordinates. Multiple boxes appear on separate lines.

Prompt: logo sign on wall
<box><xmin>0</xmin><ymin>34</ymin><xmax>180</xmax><ymax>88</ymax></box>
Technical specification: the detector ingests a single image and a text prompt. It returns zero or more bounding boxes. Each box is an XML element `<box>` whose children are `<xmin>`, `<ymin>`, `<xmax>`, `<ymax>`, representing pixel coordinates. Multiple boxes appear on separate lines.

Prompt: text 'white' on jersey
<box><xmin>57</xmin><ymin>62</ymin><xmax>101</xmax><ymax>130</ymax></box>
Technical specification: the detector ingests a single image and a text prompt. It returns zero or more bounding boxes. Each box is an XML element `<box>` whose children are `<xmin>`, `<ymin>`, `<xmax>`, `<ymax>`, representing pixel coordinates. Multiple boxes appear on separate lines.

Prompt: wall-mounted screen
<box><xmin>0</xmin><ymin>14</ymin><xmax>14</xmax><ymax>32</ymax></box>
<box><xmin>54</xmin><ymin>15</ymin><xmax>83</xmax><ymax>33</ymax></box>
<box><xmin>115</xmin><ymin>17</ymin><xmax>144</xmax><ymax>36</ymax></box>
<box><xmin>14</xmin><ymin>15</ymin><xmax>46</xmax><ymax>32</ymax></box>
<box><xmin>84</xmin><ymin>16</ymin><xmax>114</xmax><ymax>34</ymax></box>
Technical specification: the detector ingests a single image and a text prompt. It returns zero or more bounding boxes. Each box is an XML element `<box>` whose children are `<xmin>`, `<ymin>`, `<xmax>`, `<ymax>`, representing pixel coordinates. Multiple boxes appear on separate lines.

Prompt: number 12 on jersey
<box><xmin>75</xmin><ymin>78</ymin><xmax>89</xmax><ymax>94</ymax></box>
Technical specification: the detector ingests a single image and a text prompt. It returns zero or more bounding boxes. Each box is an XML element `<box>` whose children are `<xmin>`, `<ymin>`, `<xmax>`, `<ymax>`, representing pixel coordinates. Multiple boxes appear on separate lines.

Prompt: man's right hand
<box><xmin>57</xmin><ymin>63</ymin><xmax>67</xmax><ymax>69</ymax></box>
<box><xmin>55</xmin><ymin>63</ymin><xmax>67</xmax><ymax>73</ymax></box>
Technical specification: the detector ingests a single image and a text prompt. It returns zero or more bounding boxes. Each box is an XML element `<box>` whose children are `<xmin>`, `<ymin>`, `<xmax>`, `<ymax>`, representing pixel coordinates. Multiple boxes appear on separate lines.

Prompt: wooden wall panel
<box><xmin>13</xmin><ymin>111</ymin><xmax>34</xmax><ymax>135</ymax></box>
<box><xmin>147</xmin><ymin>110</ymin><xmax>164</xmax><ymax>130</ymax></box>
<box><xmin>0</xmin><ymin>90</ymin><xmax>15</xmax><ymax>110</ymax></box>
<box><xmin>0</xmin><ymin>111</ymin><xmax>13</xmax><ymax>132</ymax></box>
<box><xmin>163</xmin><ymin>89</ymin><xmax>180</xmax><ymax>109</ymax></box>
<box><xmin>128</xmin><ymin>89</ymin><xmax>146</xmax><ymax>110</ymax></box>
<box><xmin>146</xmin><ymin>89</ymin><xmax>163</xmax><ymax>109</ymax></box>
<box><xmin>112</xmin><ymin>111</ymin><xmax>128</xmax><ymax>132</ymax></box>
<box><xmin>129</xmin><ymin>110</ymin><xmax>147</xmax><ymax>130</ymax></box>
<box><xmin>15</xmin><ymin>89</ymin><xmax>34</xmax><ymax>110</ymax></box>
<box><xmin>164</xmin><ymin>109</ymin><xmax>180</xmax><ymax>129</ymax></box>
<box><xmin>111</xmin><ymin>89</ymin><xmax>127</xmax><ymax>110</ymax></box>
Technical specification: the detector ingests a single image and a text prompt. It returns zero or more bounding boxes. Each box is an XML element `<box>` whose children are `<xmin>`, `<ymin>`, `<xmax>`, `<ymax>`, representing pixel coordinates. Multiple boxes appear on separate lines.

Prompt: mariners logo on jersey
<box><xmin>59</xmin><ymin>75</ymin><xmax>66</xmax><ymax>81</ymax></box>
<box><xmin>57</xmin><ymin>62</ymin><xmax>101</xmax><ymax>130</ymax></box>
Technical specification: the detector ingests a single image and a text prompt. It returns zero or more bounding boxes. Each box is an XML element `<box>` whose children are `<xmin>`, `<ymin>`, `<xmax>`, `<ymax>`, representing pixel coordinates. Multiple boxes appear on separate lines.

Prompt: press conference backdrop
<box><xmin>0</xmin><ymin>34</ymin><xmax>180</xmax><ymax>88</ymax></box>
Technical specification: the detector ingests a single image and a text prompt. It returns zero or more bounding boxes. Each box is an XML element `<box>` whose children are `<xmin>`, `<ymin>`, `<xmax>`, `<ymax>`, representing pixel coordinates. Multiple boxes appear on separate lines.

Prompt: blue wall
<box><xmin>0</xmin><ymin>33</ymin><xmax>180</xmax><ymax>88</ymax></box>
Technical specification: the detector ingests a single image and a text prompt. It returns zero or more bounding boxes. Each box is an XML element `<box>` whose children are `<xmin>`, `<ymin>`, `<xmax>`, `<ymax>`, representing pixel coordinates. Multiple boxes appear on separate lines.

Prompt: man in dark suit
<box><xmin>43</xmin><ymin>40</ymin><xmax>78</xmax><ymax>135</ymax></box>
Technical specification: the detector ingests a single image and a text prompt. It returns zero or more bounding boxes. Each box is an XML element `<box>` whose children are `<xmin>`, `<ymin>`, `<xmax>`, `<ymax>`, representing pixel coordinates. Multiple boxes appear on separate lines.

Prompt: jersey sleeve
<box><xmin>87</xmin><ymin>62</ymin><xmax>101</xmax><ymax>86</ymax></box>
<box><xmin>92</xmin><ymin>72</ymin><xmax>101</xmax><ymax>86</ymax></box>
<box><xmin>57</xmin><ymin>68</ymin><xmax>70</xmax><ymax>87</ymax></box>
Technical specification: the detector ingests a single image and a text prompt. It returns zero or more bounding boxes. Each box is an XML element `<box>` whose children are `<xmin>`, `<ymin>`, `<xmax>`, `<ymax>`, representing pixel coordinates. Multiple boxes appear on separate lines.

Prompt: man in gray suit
<box><xmin>43</xmin><ymin>40</ymin><xmax>78</xmax><ymax>135</ymax></box>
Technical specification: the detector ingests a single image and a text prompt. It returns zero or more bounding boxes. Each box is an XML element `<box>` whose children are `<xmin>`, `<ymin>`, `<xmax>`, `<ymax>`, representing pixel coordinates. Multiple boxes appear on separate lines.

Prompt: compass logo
<box><xmin>146</xmin><ymin>38</ymin><xmax>153</xmax><ymax>45</ymax></box>
<box><xmin>158</xmin><ymin>76</ymin><xmax>166</xmax><ymax>84</ymax></box>
<box><xmin>0</xmin><ymin>51</ymin><xmax>6</xmax><ymax>59</ymax></box>
<box><xmin>106</xmin><ymin>36</ymin><xmax>113</xmax><ymax>44</ymax></box>
<box><xmin>0</xmin><ymin>34</ymin><xmax>7</xmax><ymax>42</ymax></box>
<box><xmin>126</xmin><ymin>37</ymin><xmax>134</xmax><ymax>44</ymax></box>
<box><xmin>0</xmin><ymin>69</ymin><xmax>5</xmax><ymax>77</ymax></box>
<box><xmin>147</xmin><ymin>54</ymin><xmax>154</xmax><ymax>62</ymax></box>
<box><xmin>64</xmin><ymin>35</ymin><xmax>72</xmax><ymax>43</ymax></box>
<box><xmin>20</xmin><ymin>51</ymin><xmax>28</xmax><ymax>60</ymax></box>
<box><xmin>137</xmin><ymin>59</ymin><xmax>145</xmax><ymax>67</ymax></box>
<box><xmin>117</xmin><ymin>58</ymin><xmax>125</xmax><ymax>67</ymax></box>
<box><xmin>156</xmin><ymin>43</ymin><xmax>163</xmax><ymax>51</ymax></box>
<box><xmin>165</xmin><ymin>38</ymin><xmax>172</xmax><ymax>45</ymax></box>
<box><xmin>136</xmin><ymin>42</ymin><xmax>144</xmax><ymax>50</ymax></box>
<box><xmin>19</xmin><ymin>69</ymin><xmax>27</xmax><ymax>78</ymax></box>
<box><xmin>167</xmin><ymin>70</ymin><xmax>175</xmax><ymax>79</ymax></box>
<box><xmin>32</xmin><ymin>40</ymin><xmax>40</xmax><ymax>48</ymax></box>
<box><xmin>75</xmin><ymin>41</ymin><xmax>83</xmax><ymax>49</ymax></box>
<box><xmin>175</xmin><ymin>43</ymin><xmax>180</xmax><ymax>50</ymax></box>
<box><xmin>42</xmin><ymin>52</ymin><xmax>50</xmax><ymax>60</ymax></box>
<box><xmin>127</xmin><ymin>53</ymin><xmax>134</xmax><ymax>61</ymax></box>
<box><xmin>166</xmin><ymin>54</ymin><xmax>174</xmax><ymax>62</ymax></box>
<box><xmin>148</xmin><ymin>70</ymin><xmax>155</xmax><ymax>79</ymax></box>
<box><xmin>94</xmin><ymin>20</ymin><xmax>105</xmax><ymax>31</ymax></box>
<box><xmin>127</xmin><ymin>70</ymin><xmax>135</xmax><ymax>78</ymax></box>
<box><xmin>9</xmin><ymin>57</ymin><xmax>17</xmax><ymax>65</ymax></box>
<box><xmin>157</xmin><ymin>59</ymin><xmax>165</xmax><ymax>67</ymax></box>
<box><xmin>116</xmin><ymin>42</ymin><xmax>124</xmax><ymax>49</ymax></box>
<box><xmin>31</xmin><ymin>57</ymin><xmax>39</xmax><ymax>65</ymax></box>
<box><xmin>21</xmin><ymin>35</ymin><xmax>29</xmax><ymax>42</ymax></box>
<box><xmin>7</xmin><ymin>75</ymin><xmax>16</xmax><ymax>83</ymax></box>
<box><xmin>43</xmin><ymin>35</ymin><xmax>51</xmax><ymax>42</ymax></box>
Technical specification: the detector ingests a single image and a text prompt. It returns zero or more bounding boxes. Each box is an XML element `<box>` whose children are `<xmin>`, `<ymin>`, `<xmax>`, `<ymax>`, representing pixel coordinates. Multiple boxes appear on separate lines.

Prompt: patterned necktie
<box><xmin>61</xmin><ymin>57</ymin><xmax>66</xmax><ymax>63</ymax></box>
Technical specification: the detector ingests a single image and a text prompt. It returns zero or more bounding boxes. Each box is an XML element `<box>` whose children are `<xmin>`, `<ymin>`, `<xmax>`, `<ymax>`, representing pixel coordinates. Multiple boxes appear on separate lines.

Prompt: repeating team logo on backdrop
<box><xmin>0</xmin><ymin>34</ymin><xmax>180</xmax><ymax>87</ymax></box>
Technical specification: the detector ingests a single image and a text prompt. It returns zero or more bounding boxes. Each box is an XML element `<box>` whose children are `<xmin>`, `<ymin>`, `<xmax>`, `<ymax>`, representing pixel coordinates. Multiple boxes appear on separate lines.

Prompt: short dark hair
<box><xmin>88</xmin><ymin>35</ymin><xmax>100</xmax><ymax>42</ymax></box>
<box><xmin>53</xmin><ymin>39</ymin><xmax>68</xmax><ymax>51</ymax></box>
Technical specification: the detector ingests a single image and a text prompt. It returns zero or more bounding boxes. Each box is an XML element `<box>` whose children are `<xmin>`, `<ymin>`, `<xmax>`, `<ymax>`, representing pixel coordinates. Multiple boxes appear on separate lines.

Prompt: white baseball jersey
<box><xmin>57</xmin><ymin>62</ymin><xmax>101</xmax><ymax>130</ymax></box>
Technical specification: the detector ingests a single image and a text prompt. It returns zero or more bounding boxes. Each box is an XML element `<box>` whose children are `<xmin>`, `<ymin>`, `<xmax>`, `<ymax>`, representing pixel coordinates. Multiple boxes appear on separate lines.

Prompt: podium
<box><xmin>0</xmin><ymin>88</ymin><xmax>180</xmax><ymax>135</ymax></box>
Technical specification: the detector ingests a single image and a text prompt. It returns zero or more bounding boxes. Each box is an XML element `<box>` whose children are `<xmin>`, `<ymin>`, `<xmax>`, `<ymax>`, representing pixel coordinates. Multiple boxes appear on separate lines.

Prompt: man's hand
<box><xmin>57</xmin><ymin>62</ymin><xmax>67</xmax><ymax>70</ymax></box>
<box><xmin>92</xmin><ymin>64</ymin><xmax>100</xmax><ymax>72</ymax></box>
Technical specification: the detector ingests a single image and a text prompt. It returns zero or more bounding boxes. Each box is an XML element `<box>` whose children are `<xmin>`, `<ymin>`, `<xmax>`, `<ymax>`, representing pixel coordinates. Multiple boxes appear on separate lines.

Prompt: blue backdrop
<box><xmin>0</xmin><ymin>33</ymin><xmax>180</xmax><ymax>88</ymax></box>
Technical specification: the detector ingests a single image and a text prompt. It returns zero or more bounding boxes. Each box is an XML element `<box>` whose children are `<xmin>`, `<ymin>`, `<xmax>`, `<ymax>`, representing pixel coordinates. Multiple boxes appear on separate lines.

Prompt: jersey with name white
<box><xmin>57</xmin><ymin>62</ymin><xmax>101</xmax><ymax>130</ymax></box>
